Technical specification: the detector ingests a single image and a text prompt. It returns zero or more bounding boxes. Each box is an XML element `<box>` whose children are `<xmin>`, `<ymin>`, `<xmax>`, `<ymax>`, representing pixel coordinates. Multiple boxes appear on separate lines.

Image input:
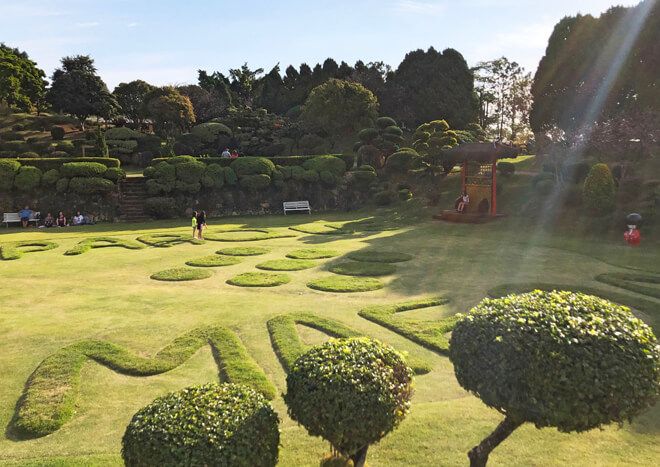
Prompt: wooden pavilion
<box><xmin>434</xmin><ymin>142</ymin><xmax>520</xmax><ymax>222</ymax></box>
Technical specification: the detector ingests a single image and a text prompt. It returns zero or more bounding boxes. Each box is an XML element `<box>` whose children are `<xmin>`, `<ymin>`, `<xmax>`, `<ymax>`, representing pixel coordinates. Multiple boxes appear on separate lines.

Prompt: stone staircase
<box><xmin>118</xmin><ymin>177</ymin><xmax>151</xmax><ymax>222</ymax></box>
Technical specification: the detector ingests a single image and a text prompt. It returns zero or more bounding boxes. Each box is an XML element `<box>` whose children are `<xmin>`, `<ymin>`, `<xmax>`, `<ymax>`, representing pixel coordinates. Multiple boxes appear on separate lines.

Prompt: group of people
<box><xmin>42</xmin><ymin>210</ymin><xmax>92</xmax><ymax>228</ymax></box>
<box><xmin>221</xmin><ymin>148</ymin><xmax>242</xmax><ymax>158</ymax></box>
<box><xmin>191</xmin><ymin>210</ymin><xmax>207</xmax><ymax>239</ymax></box>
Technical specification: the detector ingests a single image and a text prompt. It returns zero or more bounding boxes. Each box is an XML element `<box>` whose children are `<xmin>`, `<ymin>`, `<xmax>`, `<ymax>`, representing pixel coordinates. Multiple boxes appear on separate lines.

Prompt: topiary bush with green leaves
<box><xmin>185</xmin><ymin>255</ymin><xmax>241</xmax><ymax>267</ymax></box>
<box><xmin>230</xmin><ymin>157</ymin><xmax>275</xmax><ymax>177</ymax></box>
<box><xmin>307</xmin><ymin>276</ymin><xmax>384</xmax><ymax>293</ymax></box>
<box><xmin>227</xmin><ymin>272</ymin><xmax>291</xmax><ymax>287</ymax></box>
<box><xmin>122</xmin><ymin>383</ymin><xmax>279</xmax><ymax>467</ymax></box>
<box><xmin>0</xmin><ymin>159</ymin><xmax>20</xmax><ymax>191</ymax></box>
<box><xmin>68</xmin><ymin>177</ymin><xmax>115</xmax><ymax>194</ymax></box>
<box><xmin>0</xmin><ymin>241</ymin><xmax>58</xmax><ymax>260</ymax></box>
<box><xmin>41</xmin><ymin>169</ymin><xmax>60</xmax><ymax>185</ymax></box>
<box><xmin>13</xmin><ymin>166</ymin><xmax>42</xmax><ymax>191</ymax></box>
<box><xmin>217</xmin><ymin>246</ymin><xmax>270</xmax><ymax>256</ymax></box>
<box><xmin>60</xmin><ymin>162</ymin><xmax>107</xmax><ymax>178</ymax></box>
<box><xmin>50</xmin><ymin>126</ymin><xmax>65</xmax><ymax>140</ymax></box>
<box><xmin>449</xmin><ymin>290</ymin><xmax>660</xmax><ymax>466</ymax></box>
<box><xmin>239</xmin><ymin>174</ymin><xmax>271</xmax><ymax>191</ymax></box>
<box><xmin>583</xmin><ymin>163</ymin><xmax>615</xmax><ymax>216</ymax></box>
<box><xmin>302</xmin><ymin>155</ymin><xmax>346</xmax><ymax>178</ymax></box>
<box><xmin>151</xmin><ymin>268</ymin><xmax>213</xmax><ymax>281</ymax></box>
<box><xmin>284</xmin><ymin>337</ymin><xmax>414</xmax><ymax>467</ymax></box>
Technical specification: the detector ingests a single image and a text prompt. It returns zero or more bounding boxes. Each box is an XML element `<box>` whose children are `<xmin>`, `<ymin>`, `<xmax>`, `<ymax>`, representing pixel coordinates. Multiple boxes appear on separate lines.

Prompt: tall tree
<box><xmin>228</xmin><ymin>63</ymin><xmax>264</xmax><ymax>106</ymax></box>
<box><xmin>178</xmin><ymin>84</ymin><xmax>230</xmax><ymax>123</ymax></box>
<box><xmin>0</xmin><ymin>44</ymin><xmax>47</xmax><ymax>112</ymax></box>
<box><xmin>301</xmin><ymin>79</ymin><xmax>378</xmax><ymax>138</ymax></box>
<box><xmin>530</xmin><ymin>1</ymin><xmax>659</xmax><ymax>139</ymax></box>
<box><xmin>473</xmin><ymin>57</ymin><xmax>532</xmax><ymax>140</ymax></box>
<box><xmin>47</xmin><ymin>55</ymin><xmax>116</xmax><ymax>130</ymax></box>
<box><xmin>384</xmin><ymin>47</ymin><xmax>478</xmax><ymax>129</ymax></box>
<box><xmin>113</xmin><ymin>80</ymin><xmax>155</xmax><ymax>130</ymax></box>
<box><xmin>197</xmin><ymin>69</ymin><xmax>233</xmax><ymax>107</ymax></box>
<box><xmin>145</xmin><ymin>86</ymin><xmax>195</xmax><ymax>136</ymax></box>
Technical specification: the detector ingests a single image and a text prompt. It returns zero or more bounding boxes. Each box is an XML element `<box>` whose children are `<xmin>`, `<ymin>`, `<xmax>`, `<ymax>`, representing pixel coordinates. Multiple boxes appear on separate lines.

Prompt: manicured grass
<box><xmin>185</xmin><ymin>255</ymin><xmax>242</xmax><ymax>267</ymax></box>
<box><xmin>286</xmin><ymin>248</ymin><xmax>340</xmax><ymax>259</ymax></box>
<box><xmin>358</xmin><ymin>298</ymin><xmax>456</xmax><ymax>354</ymax></box>
<box><xmin>288</xmin><ymin>222</ymin><xmax>346</xmax><ymax>234</ymax></box>
<box><xmin>256</xmin><ymin>259</ymin><xmax>316</xmax><ymax>271</ymax></box>
<box><xmin>11</xmin><ymin>326</ymin><xmax>276</xmax><ymax>438</ymax></box>
<box><xmin>137</xmin><ymin>233</ymin><xmax>204</xmax><ymax>247</ymax></box>
<box><xmin>151</xmin><ymin>267</ymin><xmax>213</xmax><ymax>281</ymax></box>
<box><xmin>0</xmin><ymin>240</ymin><xmax>58</xmax><ymax>260</ymax></box>
<box><xmin>266</xmin><ymin>312</ymin><xmax>431</xmax><ymax>375</ymax></box>
<box><xmin>227</xmin><ymin>272</ymin><xmax>291</xmax><ymax>287</ymax></box>
<box><xmin>0</xmin><ymin>209</ymin><xmax>658</xmax><ymax>465</ymax></box>
<box><xmin>64</xmin><ymin>236</ymin><xmax>145</xmax><ymax>255</ymax></box>
<box><xmin>307</xmin><ymin>276</ymin><xmax>384</xmax><ymax>292</ymax></box>
<box><xmin>347</xmin><ymin>251</ymin><xmax>413</xmax><ymax>263</ymax></box>
<box><xmin>217</xmin><ymin>246</ymin><xmax>271</xmax><ymax>256</ymax></box>
<box><xmin>595</xmin><ymin>272</ymin><xmax>660</xmax><ymax>299</ymax></box>
<box><xmin>329</xmin><ymin>261</ymin><xmax>397</xmax><ymax>276</ymax></box>
<box><xmin>204</xmin><ymin>228</ymin><xmax>295</xmax><ymax>241</ymax></box>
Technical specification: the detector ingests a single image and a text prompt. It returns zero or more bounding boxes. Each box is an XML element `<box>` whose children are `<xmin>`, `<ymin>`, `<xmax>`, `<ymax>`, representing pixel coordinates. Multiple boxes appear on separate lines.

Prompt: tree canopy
<box><xmin>113</xmin><ymin>80</ymin><xmax>155</xmax><ymax>129</ymax></box>
<box><xmin>0</xmin><ymin>44</ymin><xmax>47</xmax><ymax>112</ymax></box>
<box><xmin>530</xmin><ymin>0</ymin><xmax>660</xmax><ymax>137</ymax></box>
<box><xmin>47</xmin><ymin>55</ymin><xmax>117</xmax><ymax>129</ymax></box>
<box><xmin>145</xmin><ymin>86</ymin><xmax>195</xmax><ymax>136</ymax></box>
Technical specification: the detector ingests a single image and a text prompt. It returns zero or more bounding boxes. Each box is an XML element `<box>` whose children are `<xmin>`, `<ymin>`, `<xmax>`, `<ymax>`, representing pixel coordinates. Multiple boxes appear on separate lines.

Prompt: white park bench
<box><xmin>283</xmin><ymin>201</ymin><xmax>311</xmax><ymax>215</ymax></box>
<box><xmin>3</xmin><ymin>212</ymin><xmax>41</xmax><ymax>228</ymax></box>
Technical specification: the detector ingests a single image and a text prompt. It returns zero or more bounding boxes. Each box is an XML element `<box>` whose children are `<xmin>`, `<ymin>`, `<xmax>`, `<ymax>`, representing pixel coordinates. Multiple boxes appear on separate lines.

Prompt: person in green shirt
<box><xmin>192</xmin><ymin>211</ymin><xmax>198</xmax><ymax>239</ymax></box>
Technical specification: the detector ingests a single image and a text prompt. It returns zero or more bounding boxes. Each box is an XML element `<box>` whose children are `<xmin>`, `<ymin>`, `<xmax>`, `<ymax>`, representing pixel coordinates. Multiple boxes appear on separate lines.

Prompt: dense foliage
<box><xmin>284</xmin><ymin>338</ymin><xmax>414</xmax><ymax>466</ymax></box>
<box><xmin>0</xmin><ymin>44</ymin><xmax>46</xmax><ymax>112</ymax></box>
<box><xmin>582</xmin><ymin>163</ymin><xmax>615</xmax><ymax>216</ymax></box>
<box><xmin>121</xmin><ymin>383</ymin><xmax>280</xmax><ymax>466</ymax></box>
<box><xmin>450</xmin><ymin>290</ymin><xmax>659</xmax><ymax>464</ymax></box>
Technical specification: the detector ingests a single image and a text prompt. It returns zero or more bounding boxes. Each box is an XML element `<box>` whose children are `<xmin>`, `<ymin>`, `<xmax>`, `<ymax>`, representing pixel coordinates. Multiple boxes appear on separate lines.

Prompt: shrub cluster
<box><xmin>583</xmin><ymin>163</ymin><xmax>615</xmax><ymax>216</ymax></box>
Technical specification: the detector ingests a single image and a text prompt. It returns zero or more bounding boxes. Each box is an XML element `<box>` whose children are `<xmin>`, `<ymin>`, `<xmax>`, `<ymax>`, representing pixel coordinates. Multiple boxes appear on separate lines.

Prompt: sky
<box><xmin>0</xmin><ymin>0</ymin><xmax>641</xmax><ymax>90</ymax></box>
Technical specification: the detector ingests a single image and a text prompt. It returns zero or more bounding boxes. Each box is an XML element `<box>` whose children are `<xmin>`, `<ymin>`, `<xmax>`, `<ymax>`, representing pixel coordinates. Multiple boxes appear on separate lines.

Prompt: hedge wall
<box><xmin>4</xmin><ymin>158</ymin><xmax>120</xmax><ymax>172</ymax></box>
<box><xmin>150</xmin><ymin>154</ymin><xmax>355</xmax><ymax>169</ymax></box>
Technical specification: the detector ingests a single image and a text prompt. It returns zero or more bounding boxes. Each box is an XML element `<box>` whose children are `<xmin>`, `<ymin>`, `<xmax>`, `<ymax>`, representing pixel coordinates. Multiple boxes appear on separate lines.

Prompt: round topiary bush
<box><xmin>302</xmin><ymin>155</ymin><xmax>346</xmax><ymax>177</ymax></box>
<box><xmin>41</xmin><ymin>169</ymin><xmax>60</xmax><ymax>185</ymax></box>
<box><xmin>583</xmin><ymin>163</ymin><xmax>615</xmax><ymax>216</ymax></box>
<box><xmin>103</xmin><ymin>167</ymin><xmax>126</xmax><ymax>182</ymax></box>
<box><xmin>13</xmin><ymin>166</ymin><xmax>42</xmax><ymax>191</ymax></box>
<box><xmin>122</xmin><ymin>383</ymin><xmax>279</xmax><ymax>467</ymax></box>
<box><xmin>0</xmin><ymin>159</ymin><xmax>20</xmax><ymax>191</ymax></box>
<box><xmin>284</xmin><ymin>338</ymin><xmax>414</xmax><ymax>466</ymax></box>
<box><xmin>231</xmin><ymin>157</ymin><xmax>275</xmax><ymax>177</ymax></box>
<box><xmin>329</xmin><ymin>261</ymin><xmax>396</xmax><ymax>276</ymax></box>
<box><xmin>239</xmin><ymin>174</ymin><xmax>271</xmax><ymax>191</ymax></box>
<box><xmin>50</xmin><ymin>126</ymin><xmax>65</xmax><ymax>140</ymax></box>
<box><xmin>449</xmin><ymin>290</ymin><xmax>660</xmax><ymax>466</ymax></box>
<box><xmin>175</xmin><ymin>160</ymin><xmax>206</xmax><ymax>183</ymax></box>
<box><xmin>60</xmin><ymin>162</ymin><xmax>107</xmax><ymax>178</ymax></box>
<box><xmin>68</xmin><ymin>177</ymin><xmax>115</xmax><ymax>194</ymax></box>
<box><xmin>385</xmin><ymin>148</ymin><xmax>419</xmax><ymax>175</ymax></box>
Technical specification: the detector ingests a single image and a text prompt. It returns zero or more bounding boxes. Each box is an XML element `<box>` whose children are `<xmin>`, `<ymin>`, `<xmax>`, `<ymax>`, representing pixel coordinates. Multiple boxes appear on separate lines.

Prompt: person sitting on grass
<box><xmin>456</xmin><ymin>191</ymin><xmax>470</xmax><ymax>213</ymax></box>
<box><xmin>19</xmin><ymin>205</ymin><xmax>33</xmax><ymax>228</ymax></box>
<box><xmin>43</xmin><ymin>213</ymin><xmax>55</xmax><ymax>228</ymax></box>
<box><xmin>56</xmin><ymin>211</ymin><xmax>67</xmax><ymax>227</ymax></box>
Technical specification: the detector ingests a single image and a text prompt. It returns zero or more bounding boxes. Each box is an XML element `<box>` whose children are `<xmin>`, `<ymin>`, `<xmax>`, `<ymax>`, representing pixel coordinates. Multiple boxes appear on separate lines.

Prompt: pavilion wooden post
<box><xmin>491</xmin><ymin>160</ymin><xmax>497</xmax><ymax>215</ymax></box>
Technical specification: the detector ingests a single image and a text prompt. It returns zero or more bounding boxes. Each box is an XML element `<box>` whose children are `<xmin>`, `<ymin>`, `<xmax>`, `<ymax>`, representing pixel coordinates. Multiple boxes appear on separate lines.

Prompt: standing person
<box><xmin>221</xmin><ymin>148</ymin><xmax>231</xmax><ymax>158</ymax></box>
<box><xmin>196</xmin><ymin>210</ymin><xmax>207</xmax><ymax>240</ymax></box>
<box><xmin>191</xmin><ymin>210</ymin><xmax>198</xmax><ymax>239</ymax></box>
<box><xmin>19</xmin><ymin>205</ymin><xmax>33</xmax><ymax>228</ymax></box>
<box><xmin>230</xmin><ymin>149</ymin><xmax>238</xmax><ymax>158</ymax></box>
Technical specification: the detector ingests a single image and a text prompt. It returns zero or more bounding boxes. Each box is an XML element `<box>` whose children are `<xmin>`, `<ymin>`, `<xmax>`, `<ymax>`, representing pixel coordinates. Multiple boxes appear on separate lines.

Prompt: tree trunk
<box><xmin>468</xmin><ymin>416</ymin><xmax>522</xmax><ymax>467</ymax></box>
<box><xmin>350</xmin><ymin>445</ymin><xmax>369</xmax><ymax>467</ymax></box>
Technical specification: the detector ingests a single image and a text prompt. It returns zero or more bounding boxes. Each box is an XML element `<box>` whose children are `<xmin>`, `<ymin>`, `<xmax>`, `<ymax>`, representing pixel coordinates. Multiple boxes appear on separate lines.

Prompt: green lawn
<box><xmin>0</xmin><ymin>209</ymin><xmax>658</xmax><ymax>466</ymax></box>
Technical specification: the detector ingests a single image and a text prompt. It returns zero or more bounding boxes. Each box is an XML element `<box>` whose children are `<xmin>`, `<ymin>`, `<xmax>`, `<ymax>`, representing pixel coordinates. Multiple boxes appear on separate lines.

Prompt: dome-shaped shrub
<box><xmin>122</xmin><ymin>383</ymin><xmax>280</xmax><ymax>467</ymax></box>
<box><xmin>302</xmin><ymin>155</ymin><xmax>346</xmax><ymax>177</ymax></box>
<box><xmin>583</xmin><ymin>163</ymin><xmax>615</xmax><ymax>216</ymax></box>
<box><xmin>0</xmin><ymin>159</ymin><xmax>20</xmax><ymax>191</ymax></box>
<box><xmin>14</xmin><ymin>166</ymin><xmax>42</xmax><ymax>191</ymax></box>
<box><xmin>239</xmin><ymin>174</ymin><xmax>271</xmax><ymax>191</ymax></box>
<box><xmin>385</xmin><ymin>148</ymin><xmax>419</xmax><ymax>175</ymax></box>
<box><xmin>285</xmin><ymin>337</ymin><xmax>414</xmax><ymax>466</ymax></box>
<box><xmin>60</xmin><ymin>162</ymin><xmax>107</xmax><ymax>178</ymax></box>
<box><xmin>175</xmin><ymin>160</ymin><xmax>206</xmax><ymax>183</ymax></box>
<box><xmin>105</xmin><ymin>127</ymin><xmax>144</xmax><ymax>140</ymax></box>
<box><xmin>103</xmin><ymin>167</ymin><xmax>126</xmax><ymax>182</ymax></box>
<box><xmin>450</xmin><ymin>290</ymin><xmax>660</xmax><ymax>465</ymax></box>
<box><xmin>231</xmin><ymin>157</ymin><xmax>275</xmax><ymax>177</ymax></box>
<box><xmin>191</xmin><ymin>122</ymin><xmax>232</xmax><ymax>144</ymax></box>
<box><xmin>42</xmin><ymin>169</ymin><xmax>60</xmax><ymax>185</ymax></box>
<box><xmin>68</xmin><ymin>177</ymin><xmax>114</xmax><ymax>193</ymax></box>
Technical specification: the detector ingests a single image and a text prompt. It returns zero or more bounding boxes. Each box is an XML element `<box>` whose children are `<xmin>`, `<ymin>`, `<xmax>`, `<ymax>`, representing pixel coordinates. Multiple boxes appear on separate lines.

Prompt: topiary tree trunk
<box><xmin>467</xmin><ymin>416</ymin><xmax>522</xmax><ymax>466</ymax></box>
<box><xmin>350</xmin><ymin>445</ymin><xmax>369</xmax><ymax>467</ymax></box>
